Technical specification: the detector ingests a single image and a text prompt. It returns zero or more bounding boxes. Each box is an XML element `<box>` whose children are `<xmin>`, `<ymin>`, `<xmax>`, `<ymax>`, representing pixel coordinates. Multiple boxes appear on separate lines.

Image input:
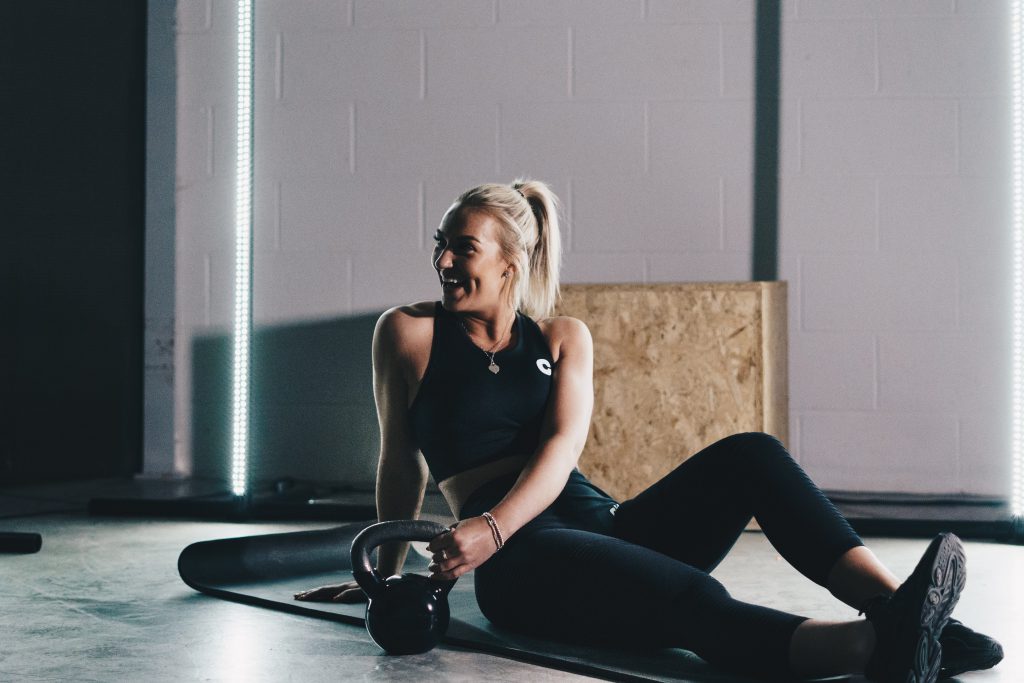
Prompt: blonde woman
<box><xmin>297</xmin><ymin>179</ymin><xmax>1001</xmax><ymax>682</ymax></box>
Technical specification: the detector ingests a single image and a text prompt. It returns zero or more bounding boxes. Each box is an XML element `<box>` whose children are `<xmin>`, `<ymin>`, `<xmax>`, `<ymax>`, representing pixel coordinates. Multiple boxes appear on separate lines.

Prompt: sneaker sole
<box><xmin>909</xmin><ymin>533</ymin><xmax>967</xmax><ymax>683</ymax></box>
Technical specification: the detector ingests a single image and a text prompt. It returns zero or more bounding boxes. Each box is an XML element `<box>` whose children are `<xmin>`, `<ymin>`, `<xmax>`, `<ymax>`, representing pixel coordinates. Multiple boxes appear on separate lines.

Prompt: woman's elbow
<box><xmin>544</xmin><ymin>432</ymin><xmax>586</xmax><ymax>465</ymax></box>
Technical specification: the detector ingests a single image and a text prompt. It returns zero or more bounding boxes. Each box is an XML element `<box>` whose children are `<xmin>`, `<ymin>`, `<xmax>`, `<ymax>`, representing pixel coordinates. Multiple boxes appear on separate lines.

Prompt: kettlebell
<box><xmin>350</xmin><ymin>519</ymin><xmax>458</xmax><ymax>655</ymax></box>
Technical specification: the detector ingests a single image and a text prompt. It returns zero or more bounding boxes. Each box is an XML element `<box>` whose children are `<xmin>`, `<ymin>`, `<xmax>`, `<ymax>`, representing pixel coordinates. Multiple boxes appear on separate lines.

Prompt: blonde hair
<box><xmin>450</xmin><ymin>178</ymin><xmax>563</xmax><ymax>320</ymax></box>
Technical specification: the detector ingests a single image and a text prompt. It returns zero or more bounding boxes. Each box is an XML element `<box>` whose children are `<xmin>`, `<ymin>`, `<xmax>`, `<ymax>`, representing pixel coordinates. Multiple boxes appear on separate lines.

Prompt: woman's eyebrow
<box><xmin>434</xmin><ymin>232</ymin><xmax>480</xmax><ymax>244</ymax></box>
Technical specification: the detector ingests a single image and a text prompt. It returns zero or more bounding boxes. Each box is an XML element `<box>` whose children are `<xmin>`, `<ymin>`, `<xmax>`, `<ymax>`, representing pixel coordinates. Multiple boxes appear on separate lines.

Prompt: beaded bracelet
<box><xmin>481</xmin><ymin>511</ymin><xmax>504</xmax><ymax>550</ymax></box>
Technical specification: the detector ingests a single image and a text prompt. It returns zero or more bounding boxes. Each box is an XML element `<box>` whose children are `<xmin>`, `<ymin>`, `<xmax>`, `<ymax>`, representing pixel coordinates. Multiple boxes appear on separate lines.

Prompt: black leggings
<box><xmin>459</xmin><ymin>432</ymin><xmax>865</xmax><ymax>680</ymax></box>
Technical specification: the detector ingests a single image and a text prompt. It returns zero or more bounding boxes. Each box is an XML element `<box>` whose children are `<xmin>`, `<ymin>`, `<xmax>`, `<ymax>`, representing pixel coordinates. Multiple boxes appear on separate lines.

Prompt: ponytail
<box><xmin>511</xmin><ymin>178</ymin><xmax>562</xmax><ymax>319</ymax></box>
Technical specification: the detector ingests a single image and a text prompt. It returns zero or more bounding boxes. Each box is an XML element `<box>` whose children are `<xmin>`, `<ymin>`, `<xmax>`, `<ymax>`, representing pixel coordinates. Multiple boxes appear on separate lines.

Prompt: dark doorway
<box><xmin>1</xmin><ymin>1</ymin><xmax>146</xmax><ymax>484</ymax></box>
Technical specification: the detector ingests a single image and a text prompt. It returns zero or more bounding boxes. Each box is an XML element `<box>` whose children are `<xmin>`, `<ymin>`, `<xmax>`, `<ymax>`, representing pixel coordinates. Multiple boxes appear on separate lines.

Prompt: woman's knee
<box><xmin>665</xmin><ymin>573</ymin><xmax>734</xmax><ymax>642</ymax></box>
<box><xmin>718</xmin><ymin>432</ymin><xmax>793</xmax><ymax>468</ymax></box>
<box><xmin>722</xmin><ymin>431</ymin><xmax>784</xmax><ymax>450</ymax></box>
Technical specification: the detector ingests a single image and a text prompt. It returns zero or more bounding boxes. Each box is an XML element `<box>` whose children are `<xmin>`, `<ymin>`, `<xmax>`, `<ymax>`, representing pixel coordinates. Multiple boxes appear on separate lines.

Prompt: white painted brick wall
<box><xmin>648</xmin><ymin>101</ymin><xmax>754</xmax><ymax>177</ymax></box>
<box><xmin>802</xmin><ymin>99</ymin><xmax>958</xmax><ymax>174</ymax></box>
<box><xmin>801</xmin><ymin>411</ymin><xmax>960</xmax><ymax>493</ymax></box>
<box><xmin>172</xmin><ymin>0</ymin><xmax>1010</xmax><ymax>497</ymax></box>
<box><xmin>782</xmin><ymin>20</ymin><xmax>877</xmax><ymax>96</ymax></box>
<box><xmin>877</xmin><ymin>17</ymin><xmax>1007</xmax><ymax>95</ymax></box>
<box><xmin>781</xmin><ymin>0</ymin><xmax>1009</xmax><ymax>496</ymax></box>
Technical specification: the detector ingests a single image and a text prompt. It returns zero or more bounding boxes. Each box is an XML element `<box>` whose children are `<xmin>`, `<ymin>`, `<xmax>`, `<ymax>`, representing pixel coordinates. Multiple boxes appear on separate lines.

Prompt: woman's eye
<box><xmin>431</xmin><ymin>236</ymin><xmax>474</xmax><ymax>254</ymax></box>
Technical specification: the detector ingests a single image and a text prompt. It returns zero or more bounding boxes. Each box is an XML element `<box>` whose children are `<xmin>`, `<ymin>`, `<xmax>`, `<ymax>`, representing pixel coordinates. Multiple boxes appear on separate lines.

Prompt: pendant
<box><xmin>488</xmin><ymin>362</ymin><xmax>500</xmax><ymax>374</ymax></box>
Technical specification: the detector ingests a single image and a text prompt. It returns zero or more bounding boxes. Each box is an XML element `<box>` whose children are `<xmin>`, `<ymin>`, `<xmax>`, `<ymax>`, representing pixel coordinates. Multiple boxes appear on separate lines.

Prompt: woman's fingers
<box><xmin>428</xmin><ymin>558</ymin><xmax>468</xmax><ymax>581</ymax></box>
<box><xmin>294</xmin><ymin>587</ymin><xmax>329</xmax><ymax>601</ymax></box>
<box><xmin>333</xmin><ymin>588</ymin><xmax>368</xmax><ymax>603</ymax></box>
<box><xmin>426</xmin><ymin>527</ymin><xmax>458</xmax><ymax>556</ymax></box>
<box><xmin>294</xmin><ymin>583</ymin><xmax>365</xmax><ymax>602</ymax></box>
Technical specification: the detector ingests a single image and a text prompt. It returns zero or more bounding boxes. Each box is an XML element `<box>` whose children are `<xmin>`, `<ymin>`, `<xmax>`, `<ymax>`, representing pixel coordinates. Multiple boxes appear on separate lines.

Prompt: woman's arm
<box><xmin>372</xmin><ymin>307</ymin><xmax>431</xmax><ymax>577</ymax></box>
<box><xmin>294</xmin><ymin>307</ymin><xmax>429</xmax><ymax>601</ymax></box>
<box><xmin>487</xmin><ymin>316</ymin><xmax>595</xmax><ymax>540</ymax></box>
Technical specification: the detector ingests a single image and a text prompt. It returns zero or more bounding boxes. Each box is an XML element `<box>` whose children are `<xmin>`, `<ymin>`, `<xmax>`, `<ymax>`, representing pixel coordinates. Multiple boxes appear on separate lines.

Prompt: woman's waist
<box><xmin>458</xmin><ymin>465</ymin><xmax>618</xmax><ymax>521</ymax></box>
<box><xmin>438</xmin><ymin>453</ymin><xmax>532</xmax><ymax>518</ymax></box>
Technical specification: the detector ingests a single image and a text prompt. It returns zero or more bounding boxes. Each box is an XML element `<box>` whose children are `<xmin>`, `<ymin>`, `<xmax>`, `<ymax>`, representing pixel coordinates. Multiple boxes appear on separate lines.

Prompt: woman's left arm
<box><xmin>487</xmin><ymin>316</ymin><xmax>594</xmax><ymax>537</ymax></box>
<box><xmin>426</xmin><ymin>317</ymin><xmax>594</xmax><ymax>580</ymax></box>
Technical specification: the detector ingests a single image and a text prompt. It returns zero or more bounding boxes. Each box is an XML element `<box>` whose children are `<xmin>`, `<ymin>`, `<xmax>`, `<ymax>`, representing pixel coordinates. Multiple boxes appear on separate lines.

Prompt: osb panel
<box><xmin>554</xmin><ymin>283</ymin><xmax>788</xmax><ymax>505</ymax></box>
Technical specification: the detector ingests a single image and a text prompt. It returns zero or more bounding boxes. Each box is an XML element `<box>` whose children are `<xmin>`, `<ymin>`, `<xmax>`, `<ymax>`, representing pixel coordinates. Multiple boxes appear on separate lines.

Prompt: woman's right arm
<box><xmin>371</xmin><ymin>306</ymin><xmax>430</xmax><ymax>577</ymax></box>
<box><xmin>294</xmin><ymin>307</ymin><xmax>429</xmax><ymax>602</ymax></box>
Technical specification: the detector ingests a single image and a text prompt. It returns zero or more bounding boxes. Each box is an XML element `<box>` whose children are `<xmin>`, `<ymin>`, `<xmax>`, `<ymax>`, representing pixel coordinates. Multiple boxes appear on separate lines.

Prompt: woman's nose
<box><xmin>434</xmin><ymin>248</ymin><xmax>453</xmax><ymax>269</ymax></box>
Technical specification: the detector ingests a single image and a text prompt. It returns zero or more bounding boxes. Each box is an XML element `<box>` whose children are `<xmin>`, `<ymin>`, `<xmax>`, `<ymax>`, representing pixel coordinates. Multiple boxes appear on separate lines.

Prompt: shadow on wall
<box><xmin>191</xmin><ymin>312</ymin><xmax>383</xmax><ymax>490</ymax></box>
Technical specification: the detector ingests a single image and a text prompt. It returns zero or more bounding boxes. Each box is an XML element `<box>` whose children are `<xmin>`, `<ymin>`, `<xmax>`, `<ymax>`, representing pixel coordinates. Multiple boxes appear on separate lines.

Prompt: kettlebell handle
<box><xmin>350</xmin><ymin>520</ymin><xmax>457</xmax><ymax>599</ymax></box>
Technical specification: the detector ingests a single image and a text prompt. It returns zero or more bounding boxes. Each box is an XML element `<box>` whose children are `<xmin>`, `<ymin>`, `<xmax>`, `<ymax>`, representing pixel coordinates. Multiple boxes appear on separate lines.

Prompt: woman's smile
<box><xmin>440</xmin><ymin>274</ymin><xmax>469</xmax><ymax>295</ymax></box>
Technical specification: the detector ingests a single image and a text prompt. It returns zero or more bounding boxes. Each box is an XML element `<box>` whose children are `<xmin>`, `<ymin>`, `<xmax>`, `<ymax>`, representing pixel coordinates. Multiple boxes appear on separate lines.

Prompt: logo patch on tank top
<box><xmin>536</xmin><ymin>358</ymin><xmax>552</xmax><ymax>375</ymax></box>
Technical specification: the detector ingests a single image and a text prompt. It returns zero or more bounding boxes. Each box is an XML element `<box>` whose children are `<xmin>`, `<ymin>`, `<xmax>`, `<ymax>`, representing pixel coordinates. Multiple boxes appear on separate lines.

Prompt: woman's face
<box><xmin>433</xmin><ymin>207</ymin><xmax>512</xmax><ymax>312</ymax></box>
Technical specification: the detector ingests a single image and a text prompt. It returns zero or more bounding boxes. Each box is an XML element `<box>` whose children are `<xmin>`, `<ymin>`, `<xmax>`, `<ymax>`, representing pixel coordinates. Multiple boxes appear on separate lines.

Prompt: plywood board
<box><xmin>553</xmin><ymin>283</ymin><xmax>788</xmax><ymax>509</ymax></box>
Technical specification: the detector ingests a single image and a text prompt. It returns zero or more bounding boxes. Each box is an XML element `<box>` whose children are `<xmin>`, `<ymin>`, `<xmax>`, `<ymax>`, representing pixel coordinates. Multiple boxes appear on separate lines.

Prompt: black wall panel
<box><xmin>1</xmin><ymin>1</ymin><xmax>146</xmax><ymax>483</ymax></box>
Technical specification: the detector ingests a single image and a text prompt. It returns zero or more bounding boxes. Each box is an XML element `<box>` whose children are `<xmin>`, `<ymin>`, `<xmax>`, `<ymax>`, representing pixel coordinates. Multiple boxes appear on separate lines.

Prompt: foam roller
<box><xmin>0</xmin><ymin>532</ymin><xmax>42</xmax><ymax>554</ymax></box>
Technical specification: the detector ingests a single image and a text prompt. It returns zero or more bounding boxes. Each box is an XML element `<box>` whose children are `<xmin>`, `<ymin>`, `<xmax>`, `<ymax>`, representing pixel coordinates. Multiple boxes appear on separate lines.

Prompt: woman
<box><xmin>296</xmin><ymin>179</ymin><xmax>1002</xmax><ymax>681</ymax></box>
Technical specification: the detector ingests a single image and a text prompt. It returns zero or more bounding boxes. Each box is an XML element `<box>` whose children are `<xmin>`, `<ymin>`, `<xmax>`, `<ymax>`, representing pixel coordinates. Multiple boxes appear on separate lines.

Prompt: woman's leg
<box><xmin>602</xmin><ymin>432</ymin><xmax>987</xmax><ymax>680</ymax></box>
<box><xmin>790</xmin><ymin>618</ymin><xmax>875</xmax><ymax>678</ymax></box>
<box><xmin>475</xmin><ymin>526</ymin><xmax>819</xmax><ymax>679</ymax></box>
<box><xmin>610</xmin><ymin>432</ymin><xmax>867</xmax><ymax>591</ymax></box>
<box><xmin>827</xmin><ymin>545</ymin><xmax>901</xmax><ymax>609</ymax></box>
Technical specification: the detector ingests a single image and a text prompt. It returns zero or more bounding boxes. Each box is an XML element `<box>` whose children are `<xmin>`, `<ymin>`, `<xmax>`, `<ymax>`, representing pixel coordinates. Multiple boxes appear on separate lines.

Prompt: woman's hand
<box><xmin>425</xmin><ymin>517</ymin><xmax>499</xmax><ymax>581</ymax></box>
<box><xmin>293</xmin><ymin>580</ymin><xmax>366</xmax><ymax>603</ymax></box>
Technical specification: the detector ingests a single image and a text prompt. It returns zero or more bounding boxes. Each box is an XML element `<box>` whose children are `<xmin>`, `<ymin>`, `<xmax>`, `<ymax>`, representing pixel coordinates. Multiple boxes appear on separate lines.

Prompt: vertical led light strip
<box><xmin>1013</xmin><ymin>0</ymin><xmax>1024</xmax><ymax>520</ymax></box>
<box><xmin>232</xmin><ymin>0</ymin><xmax>254</xmax><ymax>497</ymax></box>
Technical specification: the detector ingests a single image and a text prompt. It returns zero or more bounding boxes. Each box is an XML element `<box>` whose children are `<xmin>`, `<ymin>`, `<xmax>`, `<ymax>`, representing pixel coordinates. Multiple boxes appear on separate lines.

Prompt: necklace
<box><xmin>458</xmin><ymin>312</ymin><xmax>515</xmax><ymax>374</ymax></box>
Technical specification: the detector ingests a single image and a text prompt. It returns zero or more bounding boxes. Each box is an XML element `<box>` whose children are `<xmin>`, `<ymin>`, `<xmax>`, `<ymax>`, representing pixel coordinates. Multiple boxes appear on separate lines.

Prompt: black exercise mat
<box><xmin>178</xmin><ymin>522</ymin><xmax>762</xmax><ymax>682</ymax></box>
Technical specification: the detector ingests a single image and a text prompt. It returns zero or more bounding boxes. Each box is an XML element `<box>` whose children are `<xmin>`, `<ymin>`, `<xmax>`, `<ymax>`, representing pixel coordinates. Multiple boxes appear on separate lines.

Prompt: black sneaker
<box><xmin>863</xmin><ymin>607</ymin><xmax>1003</xmax><ymax>678</ymax></box>
<box><xmin>939</xmin><ymin>618</ymin><xmax>1003</xmax><ymax>678</ymax></box>
<box><xmin>858</xmin><ymin>533</ymin><xmax>967</xmax><ymax>683</ymax></box>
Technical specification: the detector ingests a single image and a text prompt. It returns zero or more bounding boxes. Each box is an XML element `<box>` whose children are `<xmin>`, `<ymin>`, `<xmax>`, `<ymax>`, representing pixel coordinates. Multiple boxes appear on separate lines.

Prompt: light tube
<box><xmin>231</xmin><ymin>0</ymin><xmax>254</xmax><ymax>497</ymax></box>
<box><xmin>1013</xmin><ymin>1</ymin><xmax>1024</xmax><ymax>520</ymax></box>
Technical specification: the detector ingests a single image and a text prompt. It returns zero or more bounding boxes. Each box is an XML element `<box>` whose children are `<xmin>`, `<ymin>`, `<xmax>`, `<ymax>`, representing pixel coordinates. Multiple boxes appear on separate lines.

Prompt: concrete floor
<box><xmin>1</xmin><ymin>490</ymin><xmax>1020</xmax><ymax>681</ymax></box>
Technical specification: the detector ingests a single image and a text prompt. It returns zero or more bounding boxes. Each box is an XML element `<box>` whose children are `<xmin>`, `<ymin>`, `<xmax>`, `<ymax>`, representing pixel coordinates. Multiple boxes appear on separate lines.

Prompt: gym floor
<box><xmin>2</xmin><ymin>481</ymin><xmax>1020</xmax><ymax>682</ymax></box>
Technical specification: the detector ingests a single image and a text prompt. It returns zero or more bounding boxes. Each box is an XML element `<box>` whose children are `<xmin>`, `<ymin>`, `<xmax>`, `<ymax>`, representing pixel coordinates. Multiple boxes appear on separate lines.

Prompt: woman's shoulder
<box><xmin>380</xmin><ymin>300</ymin><xmax>437</xmax><ymax>323</ymax></box>
<box><xmin>375</xmin><ymin>300</ymin><xmax>437</xmax><ymax>353</ymax></box>
<box><xmin>534</xmin><ymin>313</ymin><xmax>590</xmax><ymax>338</ymax></box>
<box><xmin>533</xmin><ymin>314</ymin><xmax>592</xmax><ymax>363</ymax></box>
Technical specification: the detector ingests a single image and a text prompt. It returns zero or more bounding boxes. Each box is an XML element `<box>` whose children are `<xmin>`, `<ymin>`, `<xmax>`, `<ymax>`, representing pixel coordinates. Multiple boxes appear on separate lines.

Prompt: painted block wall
<box><xmin>172</xmin><ymin>0</ymin><xmax>1009</xmax><ymax>497</ymax></box>
<box><xmin>778</xmin><ymin>0</ymin><xmax>1009</xmax><ymax>496</ymax></box>
<box><xmin>144</xmin><ymin>2</ymin><xmax>177</xmax><ymax>477</ymax></box>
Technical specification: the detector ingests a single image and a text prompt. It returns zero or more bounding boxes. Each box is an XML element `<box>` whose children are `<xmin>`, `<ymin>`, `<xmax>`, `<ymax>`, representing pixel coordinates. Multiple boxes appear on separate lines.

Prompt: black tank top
<box><xmin>408</xmin><ymin>301</ymin><xmax>554</xmax><ymax>483</ymax></box>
